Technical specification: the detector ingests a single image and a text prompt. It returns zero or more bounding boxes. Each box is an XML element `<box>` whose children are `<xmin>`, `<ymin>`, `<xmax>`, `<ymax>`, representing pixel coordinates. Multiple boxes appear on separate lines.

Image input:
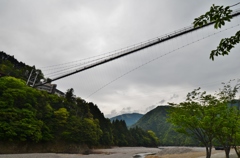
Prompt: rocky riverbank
<box><xmin>0</xmin><ymin>147</ymin><xmax>160</xmax><ymax>158</ymax></box>
<box><xmin>0</xmin><ymin>147</ymin><xmax>238</xmax><ymax>158</ymax></box>
<box><xmin>146</xmin><ymin>147</ymin><xmax>238</xmax><ymax>158</ymax></box>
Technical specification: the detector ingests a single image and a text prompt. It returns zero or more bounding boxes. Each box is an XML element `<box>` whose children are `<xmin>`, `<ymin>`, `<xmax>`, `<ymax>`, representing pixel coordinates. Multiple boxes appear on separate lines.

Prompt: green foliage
<box><xmin>0</xmin><ymin>77</ymin><xmax>43</xmax><ymax>142</ymax></box>
<box><xmin>0</xmin><ymin>76</ymin><xmax>104</xmax><ymax>146</ymax></box>
<box><xmin>193</xmin><ymin>4</ymin><xmax>239</xmax><ymax>60</ymax></box>
<box><xmin>193</xmin><ymin>5</ymin><xmax>232</xmax><ymax>29</ymax></box>
<box><xmin>65</xmin><ymin>88</ymin><xmax>75</xmax><ymax>103</ymax></box>
<box><xmin>54</xmin><ymin>108</ymin><xmax>69</xmax><ymax>126</ymax></box>
<box><xmin>0</xmin><ymin>51</ymin><xmax>43</xmax><ymax>81</ymax></box>
<box><xmin>0</xmin><ymin>51</ymin><xmax>164</xmax><ymax>150</ymax></box>
<box><xmin>112</xmin><ymin>119</ymin><xmax>129</xmax><ymax>146</ymax></box>
<box><xmin>168</xmin><ymin>92</ymin><xmax>222</xmax><ymax>147</ymax></box>
<box><xmin>62</xmin><ymin>116</ymin><xmax>102</xmax><ymax>145</ymax></box>
<box><xmin>128</xmin><ymin>126</ymin><xmax>159</xmax><ymax>147</ymax></box>
<box><xmin>0</xmin><ymin>75</ymin><xmax>156</xmax><ymax>149</ymax></box>
<box><xmin>147</xmin><ymin>130</ymin><xmax>159</xmax><ymax>146</ymax></box>
<box><xmin>168</xmin><ymin>81</ymin><xmax>240</xmax><ymax>158</ymax></box>
<box><xmin>81</xmin><ymin>118</ymin><xmax>103</xmax><ymax>145</ymax></box>
<box><xmin>132</xmin><ymin>106</ymin><xmax>196</xmax><ymax>146</ymax></box>
<box><xmin>89</xmin><ymin>102</ymin><xmax>113</xmax><ymax>145</ymax></box>
<box><xmin>210</xmin><ymin>30</ymin><xmax>240</xmax><ymax>60</ymax></box>
<box><xmin>110</xmin><ymin>113</ymin><xmax>143</xmax><ymax>127</ymax></box>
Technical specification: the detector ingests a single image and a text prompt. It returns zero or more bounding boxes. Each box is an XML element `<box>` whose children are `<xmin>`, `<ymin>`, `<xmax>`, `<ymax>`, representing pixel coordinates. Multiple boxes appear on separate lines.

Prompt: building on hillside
<box><xmin>55</xmin><ymin>89</ymin><xmax>65</xmax><ymax>97</ymax></box>
<box><xmin>36</xmin><ymin>83</ymin><xmax>65</xmax><ymax>97</ymax></box>
<box><xmin>36</xmin><ymin>83</ymin><xmax>57</xmax><ymax>94</ymax></box>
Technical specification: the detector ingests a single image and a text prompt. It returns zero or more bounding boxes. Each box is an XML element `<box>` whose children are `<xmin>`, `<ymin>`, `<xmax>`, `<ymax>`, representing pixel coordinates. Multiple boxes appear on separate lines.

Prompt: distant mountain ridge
<box><xmin>132</xmin><ymin>106</ymin><xmax>199</xmax><ymax>146</ymax></box>
<box><xmin>110</xmin><ymin>113</ymin><xmax>143</xmax><ymax>127</ymax></box>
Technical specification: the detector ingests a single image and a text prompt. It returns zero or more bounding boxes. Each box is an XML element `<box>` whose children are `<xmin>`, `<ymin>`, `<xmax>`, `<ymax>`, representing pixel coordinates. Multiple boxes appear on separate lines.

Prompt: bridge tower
<box><xmin>26</xmin><ymin>68</ymin><xmax>40</xmax><ymax>87</ymax></box>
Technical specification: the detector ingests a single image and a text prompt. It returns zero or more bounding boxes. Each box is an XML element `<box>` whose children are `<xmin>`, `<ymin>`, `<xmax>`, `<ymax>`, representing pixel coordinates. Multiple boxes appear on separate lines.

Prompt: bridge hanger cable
<box><xmin>39</xmin><ymin>41</ymin><xmax>156</xmax><ymax>71</ymax></box>
<box><xmin>37</xmin><ymin>2</ymin><xmax>239</xmax><ymax>70</ymax></box>
<box><xmin>44</xmin><ymin>54</ymin><xmax>115</xmax><ymax>75</ymax></box>
<box><xmin>39</xmin><ymin>2</ymin><xmax>240</xmax><ymax>70</ymax></box>
<box><xmin>42</xmin><ymin>7</ymin><xmax>240</xmax><ymax>76</ymax></box>
<box><xmin>40</xmin><ymin>51</ymin><xmax>118</xmax><ymax>70</ymax></box>
<box><xmin>44</xmin><ymin>50</ymin><xmax>132</xmax><ymax>77</ymax></box>
<box><xmin>86</xmin><ymin>23</ymin><xmax>240</xmax><ymax>98</ymax></box>
<box><xmin>230</xmin><ymin>2</ymin><xmax>240</xmax><ymax>7</ymax></box>
<box><xmin>35</xmin><ymin>7</ymin><xmax>240</xmax><ymax>87</ymax></box>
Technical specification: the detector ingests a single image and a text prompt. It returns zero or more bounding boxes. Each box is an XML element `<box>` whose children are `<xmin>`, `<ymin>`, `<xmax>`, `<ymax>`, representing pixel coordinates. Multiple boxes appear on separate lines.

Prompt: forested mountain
<box><xmin>132</xmin><ymin>106</ymin><xmax>200</xmax><ymax>146</ymax></box>
<box><xmin>110</xmin><ymin>113</ymin><xmax>143</xmax><ymax>127</ymax></box>
<box><xmin>0</xmin><ymin>51</ymin><xmax>159</xmax><ymax>153</ymax></box>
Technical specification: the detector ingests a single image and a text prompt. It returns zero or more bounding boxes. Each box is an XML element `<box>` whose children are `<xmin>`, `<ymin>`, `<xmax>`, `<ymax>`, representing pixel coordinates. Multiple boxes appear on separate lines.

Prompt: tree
<box><xmin>112</xmin><ymin>119</ymin><xmax>129</xmax><ymax>146</ymax></box>
<box><xmin>214</xmin><ymin>81</ymin><xmax>240</xmax><ymax>158</ymax></box>
<box><xmin>0</xmin><ymin>77</ymin><xmax>44</xmax><ymax>142</ymax></box>
<box><xmin>193</xmin><ymin>4</ymin><xmax>240</xmax><ymax>60</ymax></box>
<box><xmin>65</xmin><ymin>88</ymin><xmax>75</xmax><ymax>103</ymax></box>
<box><xmin>168</xmin><ymin>80</ymin><xmax>240</xmax><ymax>158</ymax></box>
<box><xmin>194</xmin><ymin>4</ymin><xmax>240</xmax><ymax>157</ymax></box>
<box><xmin>213</xmin><ymin>104</ymin><xmax>240</xmax><ymax>158</ymax></box>
<box><xmin>75</xmin><ymin>97</ymin><xmax>92</xmax><ymax>118</ymax></box>
<box><xmin>88</xmin><ymin>102</ymin><xmax>113</xmax><ymax>145</ymax></box>
<box><xmin>62</xmin><ymin>116</ymin><xmax>102</xmax><ymax>145</ymax></box>
<box><xmin>54</xmin><ymin>108</ymin><xmax>69</xmax><ymax>126</ymax></box>
<box><xmin>147</xmin><ymin>130</ymin><xmax>160</xmax><ymax>146</ymax></box>
<box><xmin>168</xmin><ymin>89</ymin><xmax>221</xmax><ymax>158</ymax></box>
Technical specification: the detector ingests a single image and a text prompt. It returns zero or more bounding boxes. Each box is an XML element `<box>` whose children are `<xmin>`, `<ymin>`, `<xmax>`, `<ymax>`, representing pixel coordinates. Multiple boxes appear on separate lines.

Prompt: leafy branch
<box><xmin>193</xmin><ymin>4</ymin><xmax>240</xmax><ymax>60</ymax></box>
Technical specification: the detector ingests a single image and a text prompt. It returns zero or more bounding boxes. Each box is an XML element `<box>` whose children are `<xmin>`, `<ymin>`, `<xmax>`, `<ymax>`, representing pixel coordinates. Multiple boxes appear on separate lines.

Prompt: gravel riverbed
<box><xmin>0</xmin><ymin>147</ymin><xmax>160</xmax><ymax>158</ymax></box>
<box><xmin>0</xmin><ymin>147</ymin><xmax>238</xmax><ymax>158</ymax></box>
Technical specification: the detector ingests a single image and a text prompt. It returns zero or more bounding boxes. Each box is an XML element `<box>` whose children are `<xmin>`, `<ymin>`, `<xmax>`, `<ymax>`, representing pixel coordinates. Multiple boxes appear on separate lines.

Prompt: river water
<box><xmin>133</xmin><ymin>152</ymin><xmax>156</xmax><ymax>158</ymax></box>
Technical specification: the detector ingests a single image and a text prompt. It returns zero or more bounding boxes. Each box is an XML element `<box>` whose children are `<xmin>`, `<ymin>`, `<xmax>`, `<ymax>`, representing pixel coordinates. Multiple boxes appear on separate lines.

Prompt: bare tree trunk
<box><xmin>224</xmin><ymin>146</ymin><xmax>231</xmax><ymax>158</ymax></box>
<box><xmin>206</xmin><ymin>146</ymin><xmax>212</xmax><ymax>158</ymax></box>
<box><xmin>234</xmin><ymin>146</ymin><xmax>240</xmax><ymax>158</ymax></box>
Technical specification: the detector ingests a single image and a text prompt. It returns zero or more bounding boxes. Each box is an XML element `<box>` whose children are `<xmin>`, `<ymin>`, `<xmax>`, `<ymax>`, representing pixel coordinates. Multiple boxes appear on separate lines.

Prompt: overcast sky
<box><xmin>1</xmin><ymin>0</ymin><xmax>240</xmax><ymax>118</ymax></box>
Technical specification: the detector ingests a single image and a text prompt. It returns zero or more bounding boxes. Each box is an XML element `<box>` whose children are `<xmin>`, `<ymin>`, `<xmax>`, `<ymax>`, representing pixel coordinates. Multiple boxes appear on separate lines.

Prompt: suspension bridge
<box><xmin>27</xmin><ymin>8</ymin><xmax>240</xmax><ymax>99</ymax></box>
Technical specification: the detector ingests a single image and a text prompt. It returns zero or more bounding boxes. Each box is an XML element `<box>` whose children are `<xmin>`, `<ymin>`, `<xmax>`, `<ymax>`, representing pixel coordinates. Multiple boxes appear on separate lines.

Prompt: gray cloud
<box><xmin>145</xmin><ymin>105</ymin><xmax>157</xmax><ymax>113</ymax></box>
<box><xmin>120</xmin><ymin>107</ymin><xmax>132</xmax><ymax>114</ymax></box>
<box><xmin>159</xmin><ymin>99</ymin><xmax>166</xmax><ymax>105</ymax></box>
<box><xmin>1</xmin><ymin>0</ymin><xmax>240</xmax><ymax>117</ymax></box>
<box><xmin>170</xmin><ymin>94</ymin><xmax>179</xmax><ymax>100</ymax></box>
<box><xmin>105</xmin><ymin>109</ymin><xmax>118</xmax><ymax>118</ymax></box>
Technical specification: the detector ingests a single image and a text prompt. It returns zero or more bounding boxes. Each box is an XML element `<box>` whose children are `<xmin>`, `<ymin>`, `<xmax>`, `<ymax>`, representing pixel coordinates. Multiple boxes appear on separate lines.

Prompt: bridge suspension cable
<box><xmin>34</xmin><ymin>8</ymin><xmax>240</xmax><ymax>87</ymax></box>
<box><xmin>86</xmin><ymin>23</ymin><xmax>240</xmax><ymax>98</ymax></box>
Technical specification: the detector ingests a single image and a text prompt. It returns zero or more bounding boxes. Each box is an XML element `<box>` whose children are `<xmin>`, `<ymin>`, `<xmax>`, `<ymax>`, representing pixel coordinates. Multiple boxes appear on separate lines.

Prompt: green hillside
<box><xmin>0</xmin><ymin>51</ymin><xmax>44</xmax><ymax>82</ymax></box>
<box><xmin>110</xmin><ymin>113</ymin><xmax>143</xmax><ymax>127</ymax></box>
<box><xmin>0</xmin><ymin>51</ymin><xmax>159</xmax><ymax>153</ymax></box>
<box><xmin>132</xmin><ymin>106</ymin><xmax>200</xmax><ymax>146</ymax></box>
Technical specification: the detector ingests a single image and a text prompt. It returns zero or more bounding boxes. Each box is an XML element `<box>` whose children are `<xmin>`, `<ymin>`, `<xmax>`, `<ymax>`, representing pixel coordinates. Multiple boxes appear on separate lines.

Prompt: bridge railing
<box><xmin>65</xmin><ymin>6</ymin><xmax>240</xmax><ymax>76</ymax></box>
<box><xmin>36</xmin><ymin>8</ymin><xmax>240</xmax><ymax>86</ymax></box>
<box><xmin>108</xmin><ymin>8</ymin><xmax>240</xmax><ymax>61</ymax></box>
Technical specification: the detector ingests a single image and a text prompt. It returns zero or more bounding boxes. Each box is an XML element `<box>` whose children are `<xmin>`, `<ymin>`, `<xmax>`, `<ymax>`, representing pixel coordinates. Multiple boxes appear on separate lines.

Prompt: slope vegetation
<box><xmin>110</xmin><ymin>113</ymin><xmax>143</xmax><ymax>127</ymax></box>
<box><xmin>132</xmin><ymin>106</ymin><xmax>199</xmax><ymax>146</ymax></box>
<box><xmin>0</xmin><ymin>51</ymin><xmax>160</xmax><ymax>153</ymax></box>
